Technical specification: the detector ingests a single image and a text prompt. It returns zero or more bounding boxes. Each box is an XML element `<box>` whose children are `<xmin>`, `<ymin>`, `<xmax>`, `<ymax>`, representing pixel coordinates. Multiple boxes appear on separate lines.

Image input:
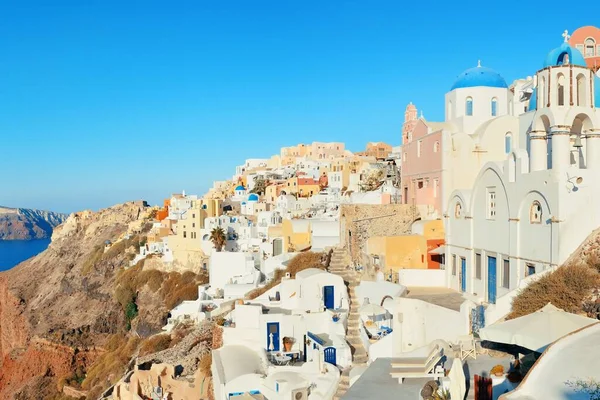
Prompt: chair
<box><xmin>458</xmin><ymin>335</ymin><xmax>477</xmax><ymax>361</ymax></box>
<box><xmin>390</xmin><ymin>345</ymin><xmax>445</xmax><ymax>384</ymax></box>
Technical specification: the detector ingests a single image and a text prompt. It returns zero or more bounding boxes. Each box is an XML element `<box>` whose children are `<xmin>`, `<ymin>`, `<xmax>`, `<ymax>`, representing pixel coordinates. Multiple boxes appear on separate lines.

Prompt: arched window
<box><xmin>585</xmin><ymin>38</ymin><xmax>596</xmax><ymax>57</ymax></box>
<box><xmin>541</xmin><ymin>77</ymin><xmax>547</xmax><ymax>106</ymax></box>
<box><xmin>466</xmin><ymin>97</ymin><xmax>473</xmax><ymax>116</ymax></box>
<box><xmin>576</xmin><ymin>74</ymin><xmax>586</xmax><ymax>106</ymax></box>
<box><xmin>557</xmin><ymin>73</ymin><xmax>565</xmax><ymax>106</ymax></box>
<box><xmin>434</xmin><ymin>141</ymin><xmax>440</xmax><ymax>153</ymax></box>
<box><xmin>505</xmin><ymin>133</ymin><xmax>512</xmax><ymax>154</ymax></box>
<box><xmin>491</xmin><ymin>97</ymin><xmax>498</xmax><ymax>116</ymax></box>
<box><xmin>530</xmin><ymin>201</ymin><xmax>542</xmax><ymax>224</ymax></box>
<box><xmin>455</xmin><ymin>202</ymin><xmax>463</xmax><ymax>218</ymax></box>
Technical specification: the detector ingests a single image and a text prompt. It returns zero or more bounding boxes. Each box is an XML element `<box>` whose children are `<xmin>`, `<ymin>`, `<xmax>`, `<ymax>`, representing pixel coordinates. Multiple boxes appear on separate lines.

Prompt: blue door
<box><xmin>324</xmin><ymin>285</ymin><xmax>335</xmax><ymax>309</ymax></box>
<box><xmin>488</xmin><ymin>256</ymin><xmax>497</xmax><ymax>304</ymax></box>
<box><xmin>460</xmin><ymin>257</ymin><xmax>467</xmax><ymax>292</ymax></box>
<box><xmin>324</xmin><ymin>346</ymin><xmax>337</xmax><ymax>366</ymax></box>
<box><xmin>267</xmin><ymin>322</ymin><xmax>280</xmax><ymax>351</ymax></box>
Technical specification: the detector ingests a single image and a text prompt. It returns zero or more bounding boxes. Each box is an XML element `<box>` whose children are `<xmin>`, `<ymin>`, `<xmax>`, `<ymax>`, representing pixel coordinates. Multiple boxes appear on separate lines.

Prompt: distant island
<box><xmin>0</xmin><ymin>206</ymin><xmax>68</xmax><ymax>240</ymax></box>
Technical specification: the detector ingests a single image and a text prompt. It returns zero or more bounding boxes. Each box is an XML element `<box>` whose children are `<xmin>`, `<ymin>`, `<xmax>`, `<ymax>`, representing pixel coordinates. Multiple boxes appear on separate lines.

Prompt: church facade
<box><xmin>445</xmin><ymin>36</ymin><xmax>600</xmax><ymax>323</ymax></box>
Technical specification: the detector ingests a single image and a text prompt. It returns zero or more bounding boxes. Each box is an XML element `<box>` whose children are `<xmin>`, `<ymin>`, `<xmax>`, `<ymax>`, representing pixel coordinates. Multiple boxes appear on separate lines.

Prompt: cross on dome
<box><xmin>562</xmin><ymin>30</ymin><xmax>570</xmax><ymax>43</ymax></box>
<box><xmin>477</xmin><ymin>60</ymin><xmax>481</xmax><ymax>67</ymax></box>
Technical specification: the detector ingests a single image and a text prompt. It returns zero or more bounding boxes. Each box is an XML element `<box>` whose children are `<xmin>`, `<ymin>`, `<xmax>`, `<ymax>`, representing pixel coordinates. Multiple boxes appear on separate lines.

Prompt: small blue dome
<box><xmin>595</xmin><ymin>76</ymin><xmax>600</xmax><ymax>108</ymax></box>
<box><xmin>241</xmin><ymin>202</ymin><xmax>246</xmax><ymax>205</ymax></box>
<box><xmin>543</xmin><ymin>43</ymin><xmax>587</xmax><ymax>68</ymax></box>
<box><xmin>235</xmin><ymin>185</ymin><xmax>245</xmax><ymax>191</ymax></box>
<box><xmin>529</xmin><ymin>88</ymin><xmax>537</xmax><ymax>111</ymax></box>
<box><xmin>450</xmin><ymin>65</ymin><xmax>508</xmax><ymax>91</ymax></box>
<box><xmin>248</xmin><ymin>193</ymin><xmax>259</xmax><ymax>202</ymax></box>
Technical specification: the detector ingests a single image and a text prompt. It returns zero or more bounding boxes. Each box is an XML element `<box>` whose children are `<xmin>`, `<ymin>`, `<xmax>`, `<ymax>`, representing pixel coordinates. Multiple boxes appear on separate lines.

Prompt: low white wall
<box><xmin>355</xmin><ymin>281</ymin><xmax>407</xmax><ymax>306</ymax></box>
<box><xmin>368</xmin><ymin>331</ymin><xmax>394</xmax><ymax>361</ymax></box>
<box><xmin>484</xmin><ymin>268</ymin><xmax>554</xmax><ymax>325</ymax></box>
<box><xmin>397</xmin><ymin>269</ymin><xmax>446</xmax><ymax>288</ymax></box>
<box><xmin>392</xmin><ymin>297</ymin><xmax>470</xmax><ymax>354</ymax></box>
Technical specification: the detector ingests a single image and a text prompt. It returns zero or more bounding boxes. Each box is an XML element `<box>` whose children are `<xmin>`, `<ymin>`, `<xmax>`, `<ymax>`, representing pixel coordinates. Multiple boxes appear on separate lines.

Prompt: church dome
<box><xmin>248</xmin><ymin>193</ymin><xmax>259</xmax><ymax>202</ymax></box>
<box><xmin>450</xmin><ymin>64</ymin><xmax>508</xmax><ymax>91</ymax></box>
<box><xmin>235</xmin><ymin>185</ymin><xmax>246</xmax><ymax>191</ymax></box>
<box><xmin>543</xmin><ymin>42</ymin><xmax>587</xmax><ymax>68</ymax></box>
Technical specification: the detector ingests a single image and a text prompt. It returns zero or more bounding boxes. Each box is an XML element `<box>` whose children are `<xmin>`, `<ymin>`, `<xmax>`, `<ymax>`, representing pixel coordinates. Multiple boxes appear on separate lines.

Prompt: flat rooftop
<box><xmin>343</xmin><ymin>355</ymin><xmax>513</xmax><ymax>400</ymax></box>
<box><xmin>405</xmin><ymin>287</ymin><xmax>466</xmax><ymax>311</ymax></box>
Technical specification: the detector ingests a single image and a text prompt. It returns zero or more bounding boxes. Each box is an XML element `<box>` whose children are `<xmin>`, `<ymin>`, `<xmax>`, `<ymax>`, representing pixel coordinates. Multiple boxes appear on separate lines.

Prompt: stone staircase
<box><xmin>328</xmin><ymin>248</ymin><xmax>368</xmax><ymax>400</ymax></box>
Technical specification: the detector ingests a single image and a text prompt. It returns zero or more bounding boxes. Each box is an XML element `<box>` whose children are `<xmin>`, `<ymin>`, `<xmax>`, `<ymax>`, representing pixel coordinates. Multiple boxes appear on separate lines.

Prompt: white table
<box><xmin>272</xmin><ymin>354</ymin><xmax>292</xmax><ymax>366</ymax></box>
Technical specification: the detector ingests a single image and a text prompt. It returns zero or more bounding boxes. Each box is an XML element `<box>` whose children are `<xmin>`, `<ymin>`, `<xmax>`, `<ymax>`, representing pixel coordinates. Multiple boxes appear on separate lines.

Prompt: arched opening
<box><xmin>466</xmin><ymin>97</ymin><xmax>473</xmax><ymax>116</ymax></box>
<box><xmin>557</xmin><ymin>73</ymin><xmax>565</xmax><ymax>106</ymax></box>
<box><xmin>585</xmin><ymin>38</ymin><xmax>596</xmax><ymax>57</ymax></box>
<box><xmin>505</xmin><ymin>132</ymin><xmax>512</xmax><ymax>154</ymax></box>
<box><xmin>557</xmin><ymin>51</ymin><xmax>570</xmax><ymax>65</ymax></box>
<box><xmin>541</xmin><ymin>77</ymin><xmax>547</xmax><ymax>107</ymax></box>
<box><xmin>491</xmin><ymin>97</ymin><xmax>498</xmax><ymax>116</ymax></box>
<box><xmin>530</xmin><ymin>201</ymin><xmax>542</xmax><ymax>224</ymax></box>
<box><xmin>576</xmin><ymin>74</ymin><xmax>586</xmax><ymax>106</ymax></box>
<box><xmin>454</xmin><ymin>201</ymin><xmax>463</xmax><ymax>218</ymax></box>
<box><xmin>571</xmin><ymin>113</ymin><xmax>594</xmax><ymax>168</ymax></box>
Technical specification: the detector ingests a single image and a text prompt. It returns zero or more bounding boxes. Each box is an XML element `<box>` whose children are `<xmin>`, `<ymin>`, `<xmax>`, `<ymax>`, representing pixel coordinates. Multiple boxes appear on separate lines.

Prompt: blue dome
<box><xmin>543</xmin><ymin>43</ymin><xmax>587</xmax><ymax>68</ymax></box>
<box><xmin>235</xmin><ymin>185</ymin><xmax>245</xmax><ymax>191</ymax></box>
<box><xmin>241</xmin><ymin>202</ymin><xmax>246</xmax><ymax>205</ymax></box>
<box><xmin>595</xmin><ymin>76</ymin><xmax>600</xmax><ymax>108</ymax></box>
<box><xmin>529</xmin><ymin>88</ymin><xmax>537</xmax><ymax>111</ymax></box>
<box><xmin>450</xmin><ymin>65</ymin><xmax>508</xmax><ymax>91</ymax></box>
<box><xmin>248</xmin><ymin>193</ymin><xmax>259</xmax><ymax>202</ymax></box>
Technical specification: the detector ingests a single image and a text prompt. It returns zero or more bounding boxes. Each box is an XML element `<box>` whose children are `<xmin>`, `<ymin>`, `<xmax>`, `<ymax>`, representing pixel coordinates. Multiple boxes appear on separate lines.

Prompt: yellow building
<box><xmin>365</xmin><ymin>220</ymin><xmax>445</xmax><ymax>273</ymax></box>
<box><xmin>281</xmin><ymin>218</ymin><xmax>311</xmax><ymax>252</ymax></box>
<box><xmin>168</xmin><ymin>202</ymin><xmax>209</xmax><ymax>271</ymax></box>
<box><xmin>355</xmin><ymin>142</ymin><xmax>393</xmax><ymax>160</ymax></box>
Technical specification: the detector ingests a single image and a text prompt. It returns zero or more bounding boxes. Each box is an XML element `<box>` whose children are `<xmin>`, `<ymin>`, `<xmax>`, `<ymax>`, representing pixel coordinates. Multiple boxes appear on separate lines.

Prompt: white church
<box><xmin>444</xmin><ymin>34</ymin><xmax>600</xmax><ymax>322</ymax></box>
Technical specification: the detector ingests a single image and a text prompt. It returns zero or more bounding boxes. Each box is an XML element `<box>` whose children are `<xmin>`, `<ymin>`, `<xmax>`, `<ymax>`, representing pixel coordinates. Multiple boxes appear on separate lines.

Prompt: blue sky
<box><xmin>0</xmin><ymin>1</ymin><xmax>591</xmax><ymax>213</ymax></box>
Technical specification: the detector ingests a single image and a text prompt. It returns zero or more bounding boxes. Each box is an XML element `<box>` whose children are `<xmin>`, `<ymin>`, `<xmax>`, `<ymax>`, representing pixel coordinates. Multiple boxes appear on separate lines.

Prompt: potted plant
<box><xmin>283</xmin><ymin>337</ymin><xmax>294</xmax><ymax>352</ymax></box>
<box><xmin>332</xmin><ymin>313</ymin><xmax>340</xmax><ymax>322</ymax></box>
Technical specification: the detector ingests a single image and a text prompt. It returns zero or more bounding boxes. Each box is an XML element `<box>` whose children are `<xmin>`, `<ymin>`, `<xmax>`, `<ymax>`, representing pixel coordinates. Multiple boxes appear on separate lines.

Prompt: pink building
<box><xmin>401</xmin><ymin>104</ymin><xmax>445</xmax><ymax>214</ymax></box>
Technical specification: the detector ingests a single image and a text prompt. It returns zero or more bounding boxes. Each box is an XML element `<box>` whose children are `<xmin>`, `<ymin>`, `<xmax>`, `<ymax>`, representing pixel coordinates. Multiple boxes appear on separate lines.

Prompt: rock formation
<box><xmin>0</xmin><ymin>206</ymin><xmax>68</xmax><ymax>240</ymax></box>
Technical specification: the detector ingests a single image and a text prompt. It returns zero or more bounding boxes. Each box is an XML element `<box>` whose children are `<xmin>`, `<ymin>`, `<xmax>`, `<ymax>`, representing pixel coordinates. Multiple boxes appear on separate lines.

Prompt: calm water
<box><xmin>0</xmin><ymin>239</ymin><xmax>51</xmax><ymax>271</ymax></box>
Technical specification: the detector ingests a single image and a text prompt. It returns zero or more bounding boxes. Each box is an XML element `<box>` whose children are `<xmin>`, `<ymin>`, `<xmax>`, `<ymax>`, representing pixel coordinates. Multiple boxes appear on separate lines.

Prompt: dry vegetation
<box><xmin>81</xmin><ymin>235</ymin><xmax>146</xmax><ymax>275</ymax></box>
<box><xmin>509</xmin><ymin>257</ymin><xmax>600</xmax><ymax>319</ymax></box>
<box><xmin>247</xmin><ymin>251</ymin><xmax>325</xmax><ymax>299</ymax></box>
<box><xmin>81</xmin><ymin>334</ymin><xmax>141</xmax><ymax>399</ymax></box>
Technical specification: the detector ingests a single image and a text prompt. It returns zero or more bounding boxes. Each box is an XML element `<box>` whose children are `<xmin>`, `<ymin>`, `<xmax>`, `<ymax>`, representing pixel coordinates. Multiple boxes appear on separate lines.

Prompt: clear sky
<box><xmin>0</xmin><ymin>1</ymin><xmax>590</xmax><ymax>213</ymax></box>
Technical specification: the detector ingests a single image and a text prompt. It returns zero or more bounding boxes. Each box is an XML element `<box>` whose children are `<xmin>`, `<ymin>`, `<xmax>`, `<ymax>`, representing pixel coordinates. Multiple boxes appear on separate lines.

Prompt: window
<box><xmin>192</xmin><ymin>223</ymin><xmax>196</xmax><ymax>228</ymax></box>
<box><xmin>585</xmin><ymin>38</ymin><xmax>596</xmax><ymax>57</ymax></box>
<box><xmin>466</xmin><ymin>97</ymin><xmax>473</xmax><ymax>116</ymax></box>
<box><xmin>455</xmin><ymin>202</ymin><xmax>462</xmax><ymax>218</ymax></box>
<box><xmin>505</xmin><ymin>133</ymin><xmax>512</xmax><ymax>154</ymax></box>
<box><xmin>491</xmin><ymin>98</ymin><xmax>498</xmax><ymax>116</ymax></box>
<box><xmin>417</xmin><ymin>140</ymin><xmax>422</xmax><ymax>157</ymax></box>
<box><xmin>486</xmin><ymin>188</ymin><xmax>496</xmax><ymax>220</ymax></box>
<box><xmin>502</xmin><ymin>259</ymin><xmax>510</xmax><ymax>288</ymax></box>
<box><xmin>530</xmin><ymin>201</ymin><xmax>542</xmax><ymax>223</ymax></box>
<box><xmin>557</xmin><ymin>73</ymin><xmax>565</xmax><ymax>106</ymax></box>
<box><xmin>434</xmin><ymin>141</ymin><xmax>440</xmax><ymax>153</ymax></box>
<box><xmin>526</xmin><ymin>263</ymin><xmax>536</xmax><ymax>277</ymax></box>
<box><xmin>417</xmin><ymin>181</ymin><xmax>424</xmax><ymax>189</ymax></box>
<box><xmin>183</xmin><ymin>231</ymin><xmax>187</xmax><ymax>238</ymax></box>
<box><xmin>452</xmin><ymin>255</ymin><xmax>457</xmax><ymax>276</ymax></box>
<box><xmin>192</xmin><ymin>213</ymin><xmax>196</xmax><ymax>218</ymax></box>
<box><xmin>475</xmin><ymin>253</ymin><xmax>482</xmax><ymax>279</ymax></box>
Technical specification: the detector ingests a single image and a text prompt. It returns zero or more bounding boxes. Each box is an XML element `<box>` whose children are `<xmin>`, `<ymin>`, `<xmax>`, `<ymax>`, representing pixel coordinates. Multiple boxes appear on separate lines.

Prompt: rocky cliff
<box><xmin>0</xmin><ymin>206</ymin><xmax>68</xmax><ymax>240</ymax></box>
<box><xmin>0</xmin><ymin>201</ymin><xmax>151</xmax><ymax>399</ymax></box>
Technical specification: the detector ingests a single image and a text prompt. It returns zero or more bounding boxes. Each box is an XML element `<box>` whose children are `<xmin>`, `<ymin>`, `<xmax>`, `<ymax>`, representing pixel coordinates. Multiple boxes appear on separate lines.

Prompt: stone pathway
<box><xmin>328</xmin><ymin>248</ymin><xmax>368</xmax><ymax>400</ymax></box>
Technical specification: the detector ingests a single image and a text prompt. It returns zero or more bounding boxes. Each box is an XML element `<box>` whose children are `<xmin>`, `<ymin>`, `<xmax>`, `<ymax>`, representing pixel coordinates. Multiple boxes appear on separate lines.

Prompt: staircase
<box><xmin>328</xmin><ymin>248</ymin><xmax>368</xmax><ymax>399</ymax></box>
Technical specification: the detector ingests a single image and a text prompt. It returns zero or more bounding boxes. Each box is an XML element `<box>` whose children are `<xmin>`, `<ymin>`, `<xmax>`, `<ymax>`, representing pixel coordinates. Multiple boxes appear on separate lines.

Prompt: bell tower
<box><xmin>402</xmin><ymin>102</ymin><xmax>418</xmax><ymax>144</ymax></box>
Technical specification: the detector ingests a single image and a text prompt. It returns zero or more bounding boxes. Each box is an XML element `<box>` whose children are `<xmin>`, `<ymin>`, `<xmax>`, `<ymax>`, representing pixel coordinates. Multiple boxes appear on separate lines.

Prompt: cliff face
<box><xmin>0</xmin><ymin>201</ymin><xmax>151</xmax><ymax>399</ymax></box>
<box><xmin>0</xmin><ymin>207</ymin><xmax>68</xmax><ymax>240</ymax></box>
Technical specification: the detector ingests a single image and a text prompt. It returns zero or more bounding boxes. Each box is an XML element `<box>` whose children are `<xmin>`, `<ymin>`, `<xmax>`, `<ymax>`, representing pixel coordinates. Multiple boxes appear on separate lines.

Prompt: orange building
<box><xmin>356</xmin><ymin>142</ymin><xmax>393</xmax><ymax>160</ymax></box>
<box><xmin>569</xmin><ymin>26</ymin><xmax>600</xmax><ymax>71</ymax></box>
<box><xmin>156</xmin><ymin>199</ymin><xmax>170</xmax><ymax>221</ymax></box>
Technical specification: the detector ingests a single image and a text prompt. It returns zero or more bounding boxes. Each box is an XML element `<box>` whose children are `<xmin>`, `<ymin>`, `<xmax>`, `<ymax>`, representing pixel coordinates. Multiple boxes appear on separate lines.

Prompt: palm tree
<box><xmin>210</xmin><ymin>227</ymin><xmax>226</xmax><ymax>252</ymax></box>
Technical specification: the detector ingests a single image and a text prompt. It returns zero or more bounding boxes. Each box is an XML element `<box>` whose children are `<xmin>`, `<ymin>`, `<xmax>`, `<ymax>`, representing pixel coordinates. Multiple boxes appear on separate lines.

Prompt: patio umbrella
<box><xmin>479</xmin><ymin>303</ymin><xmax>598</xmax><ymax>352</ymax></box>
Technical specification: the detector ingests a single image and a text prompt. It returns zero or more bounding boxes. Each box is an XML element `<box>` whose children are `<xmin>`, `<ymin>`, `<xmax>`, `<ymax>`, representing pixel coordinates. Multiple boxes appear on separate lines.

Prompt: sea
<box><xmin>0</xmin><ymin>239</ymin><xmax>51</xmax><ymax>271</ymax></box>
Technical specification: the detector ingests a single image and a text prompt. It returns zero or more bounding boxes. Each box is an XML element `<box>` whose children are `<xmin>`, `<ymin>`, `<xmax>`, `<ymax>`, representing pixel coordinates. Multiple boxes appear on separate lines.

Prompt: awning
<box><xmin>429</xmin><ymin>245</ymin><xmax>446</xmax><ymax>255</ymax></box>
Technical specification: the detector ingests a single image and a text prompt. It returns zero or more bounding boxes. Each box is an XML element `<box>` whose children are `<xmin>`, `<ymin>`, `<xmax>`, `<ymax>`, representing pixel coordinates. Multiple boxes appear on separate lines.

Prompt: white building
<box><xmin>208</xmin><ymin>252</ymin><xmax>262</xmax><ymax>296</ymax></box>
<box><xmin>445</xmin><ymin>40</ymin><xmax>600</xmax><ymax>325</ymax></box>
<box><xmin>167</xmin><ymin>191</ymin><xmax>198</xmax><ymax>221</ymax></box>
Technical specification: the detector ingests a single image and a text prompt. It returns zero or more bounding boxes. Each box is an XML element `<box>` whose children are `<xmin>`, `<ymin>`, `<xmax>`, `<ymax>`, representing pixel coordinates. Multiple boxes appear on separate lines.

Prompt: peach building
<box><xmin>569</xmin><ymin>26</ymin><xmax>600</xmax><ymax>71</ymax></box>
<box><xmin>356</xmin><ymin>142</ymin><xmax>393</xmax><ymax>160</ymax></box>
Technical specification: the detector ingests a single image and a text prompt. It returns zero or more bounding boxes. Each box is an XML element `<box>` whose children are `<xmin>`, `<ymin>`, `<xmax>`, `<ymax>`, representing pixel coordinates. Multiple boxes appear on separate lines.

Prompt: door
<box><xmin>323</xmin><ymin>286</ymin><xmax>335</xmax><ymax>309</ymax></box>
<box><xmin>324</xmin><ymin>346</ymin><xmax>337</xmax><ymax>366</ymax></box>
<box><xmin>460</xmin><ymin>257</ymin><xmax>467</xmax><ymax>292</ymax></box>
<box><xmin>488</xmin><ymin>256</ymin><xmax>497</xmax><ymax>304</ymax></box>
<box><xmin>273</xmin><ymin>238</ymin><xmax>283</xmax><ymax>256</ymax></box>
<box><xmin>267</xmin><ymin>322</ymin><xmax>280</xmax><ymax>351</ymax></box>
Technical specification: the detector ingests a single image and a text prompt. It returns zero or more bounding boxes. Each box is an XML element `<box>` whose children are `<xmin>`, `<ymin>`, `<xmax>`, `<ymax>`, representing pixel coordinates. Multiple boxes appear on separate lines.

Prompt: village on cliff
<box><xmin>98</xmin><ymin>27</ymin><xmax>600</xmax><ymax>400</ymax></box>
